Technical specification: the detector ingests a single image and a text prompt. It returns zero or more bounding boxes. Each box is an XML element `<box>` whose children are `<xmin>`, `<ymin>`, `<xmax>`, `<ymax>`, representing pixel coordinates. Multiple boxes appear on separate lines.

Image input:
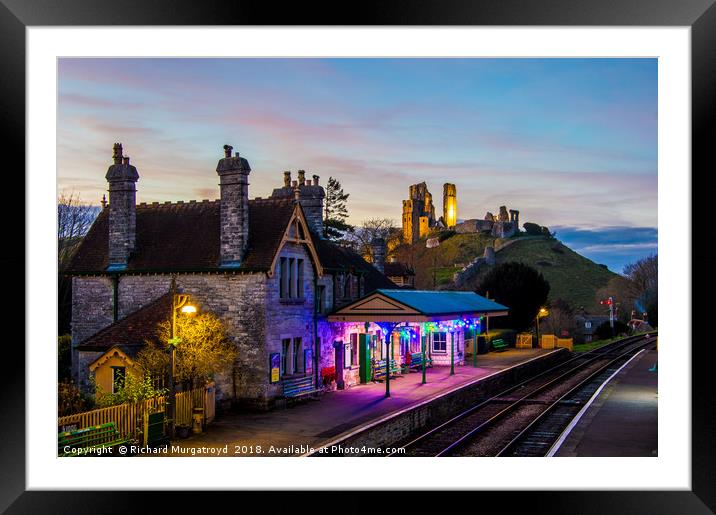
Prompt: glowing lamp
<box><xmin>181</xmin><ymin>304</ymin><xmax>197</xmax><ymax>315</ymax></box>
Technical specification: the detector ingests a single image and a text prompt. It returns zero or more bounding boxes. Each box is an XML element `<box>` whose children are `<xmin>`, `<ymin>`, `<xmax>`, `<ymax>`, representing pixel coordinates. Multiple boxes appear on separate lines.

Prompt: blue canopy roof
<box><xmin>328</xmin><ymin>289</ymin><xmax>509</xmax><ymax>323</ymax></box>
<box><xmin>376</xmin><ymin>289</ymin><xmax>508</xmax><ymax>315</ymax></box>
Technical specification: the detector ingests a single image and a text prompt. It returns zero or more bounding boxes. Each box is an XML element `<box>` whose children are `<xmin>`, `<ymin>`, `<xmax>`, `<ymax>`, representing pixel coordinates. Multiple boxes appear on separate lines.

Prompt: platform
<box><xmin>164</xmin><ymin>348</ymin><xmax>562</xmax><ymax>456</ymax></box>
<box><xmin>553</xmin><ymin>348</ymin><xmax>658</xmax><ymax>457</ymax></box>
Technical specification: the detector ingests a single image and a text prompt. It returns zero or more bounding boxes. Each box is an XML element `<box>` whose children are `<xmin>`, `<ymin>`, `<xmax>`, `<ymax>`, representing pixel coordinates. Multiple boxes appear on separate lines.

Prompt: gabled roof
<box><xmin>309</xmin><ymin>234</ymin><xmax>396</xmax><ymax>291</ymax></box>
<box><xmin>66</xmin><ymin>198</ymin><xmax>298</xmax><ymax>273</ymax></box>
<box><xmin>76</xmin><ymin>293</ymin><xmax>172</xmax><ymax>351</ymax></box>
<box><xmin>328</xmin><ymin>289</ymin><xmax>508</xmax><ymax>323</ymax></box>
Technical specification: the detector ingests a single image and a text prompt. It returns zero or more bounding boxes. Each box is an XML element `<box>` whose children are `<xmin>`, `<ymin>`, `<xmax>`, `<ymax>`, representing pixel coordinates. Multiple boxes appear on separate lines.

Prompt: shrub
<box><xmin>594</xmin><ymin>320</ymin><xmax>629</xmax><ymax>340</ymax></box>
<box><xmin>438</xmin><ymin>230</ymin><xmax>456</xmax><ymax>242</ymax></box>
<box><xmin>523</xmin><ymin>222</ymin><xmax>542</xmax><ymax>235</ymax></box>
<box><xmin>58</xmin><ymin>380</ymin><xmax>92</xmax><ymax>416</ymax></box>
<box><xmin>58</xmin><ymin>334</ymin><xmax>72</xmax><ymax>381</ymax></box>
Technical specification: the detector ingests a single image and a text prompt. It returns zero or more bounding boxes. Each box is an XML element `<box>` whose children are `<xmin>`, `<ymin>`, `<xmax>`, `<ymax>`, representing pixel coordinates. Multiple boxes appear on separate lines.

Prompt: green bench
<box><xmin>283</xmin><ymin>375</ymin><xmax>318</xmax><ymax>400</ymax></box>
<box><xmin>372</xmin><ymin>359</ymin><xmax>401</xmax><ymax>381</ymax></box>
<box><xmin>402</xmin><ymin>352</ymin><xmax>433</xmax><ymax>373</ymax></box>
<box><xmin>58</xmin><ymin>422</ymin><xmax>128</xmax><ymax>457</ymax></box>
<box><xmin>490</xmin><ymin>338</ymin><xmax>509</xmax><ymax>352</ymax></box>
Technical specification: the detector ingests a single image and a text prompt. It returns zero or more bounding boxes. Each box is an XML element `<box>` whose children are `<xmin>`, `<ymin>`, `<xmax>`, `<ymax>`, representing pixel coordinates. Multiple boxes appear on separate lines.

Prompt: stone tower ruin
<box><xmin>443</xmin><ymin>183</ymin><xmax>457</xmax><ymax>228</ymax></box>
<box><xmin>402</xmin><ymin>182</ymin><xmax>436</xmax><ymax>244</ymax></box>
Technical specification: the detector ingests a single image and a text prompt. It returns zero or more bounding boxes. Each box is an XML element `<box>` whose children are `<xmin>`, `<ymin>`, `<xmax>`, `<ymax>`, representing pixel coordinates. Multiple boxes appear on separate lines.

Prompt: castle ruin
<box><xmin>401</xmin><ymin>181</ymin><xmax>519</xmax><ymax>243</ymax></box>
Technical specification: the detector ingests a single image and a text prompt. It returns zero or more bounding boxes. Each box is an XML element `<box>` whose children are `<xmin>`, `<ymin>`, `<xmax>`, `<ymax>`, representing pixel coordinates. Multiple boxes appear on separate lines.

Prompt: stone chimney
<box><xmin>297</xmin><ymin>170</ymin><xmax>306</xmax><ymax>186</ymax></box>
<box><xmin>283</xmin><ymin>171</ymin><xmax>291</xmax><ymax>188</ymax></box>
<box><xmin>216</xmin><ymin>144</ymin><xmax>251</xmax><ymax>267</ymax></box>
<box><xmin>105</xmin><ymin>143</ymin><xmax>139</xmax><ymax>270</ymax></box>
<box><xmin>313</xmin><ymin>174</ymin><xmax>320</xmax><ymax>186</ymax></box>
<box><xmin>371</xmin><ymin>237</ymin><xmax>386</xmax><ymax>274</ymax></box>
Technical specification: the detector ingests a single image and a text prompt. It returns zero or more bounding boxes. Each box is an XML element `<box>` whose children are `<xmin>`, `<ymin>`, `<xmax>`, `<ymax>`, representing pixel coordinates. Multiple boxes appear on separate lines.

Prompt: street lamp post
<box><xmin>535</xmin><ymin>307</ymin><xmax>548</xmax><ymax>347</ymax></box>
<box><xmin>167</xmin><ymin>276</ymin><xmax>196</xmax><ymax>438</ymax></box>
<box><xmin>426</xmin><ymin>238</ymin><xmax>440</xmax><ymax>289</ymax></box>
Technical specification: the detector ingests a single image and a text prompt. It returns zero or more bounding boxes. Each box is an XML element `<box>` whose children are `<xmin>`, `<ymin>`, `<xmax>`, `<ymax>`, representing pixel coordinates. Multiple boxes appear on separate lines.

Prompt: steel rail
<box><xmin>494</xmin><ymin>337</ymin><xmax>656</xmax><ymax>457</ymax></box>
<box><xmin>389</xmin><ymin>332</ymin><xmax>655</xmax><ymax>457</ymax></box>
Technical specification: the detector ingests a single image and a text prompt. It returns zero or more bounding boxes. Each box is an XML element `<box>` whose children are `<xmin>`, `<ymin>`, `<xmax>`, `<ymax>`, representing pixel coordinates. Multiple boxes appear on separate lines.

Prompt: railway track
<box><xmin>389</xmin><ymin>333</ymin><xmax>656</xmax><ymax>457</ymax></box>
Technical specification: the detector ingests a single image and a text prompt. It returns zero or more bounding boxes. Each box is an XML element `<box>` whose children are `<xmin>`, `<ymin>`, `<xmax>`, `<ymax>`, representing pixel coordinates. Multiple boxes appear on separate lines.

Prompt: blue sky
<box><xmin>57</xmin><ymin>58</ymin><xmax>657</xmax><ymax>273</ymax></box>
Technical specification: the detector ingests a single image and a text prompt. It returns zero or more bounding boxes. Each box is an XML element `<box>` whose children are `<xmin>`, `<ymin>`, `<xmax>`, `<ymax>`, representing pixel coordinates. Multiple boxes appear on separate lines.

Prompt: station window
<box><xmin>432</xmin><ymin>332</ymin><xmax>447</xmax><ymax>353</ymax></box>
<box><xmin>279</xmin><ymin>257</ymin><xmax>304</xmax><ymax>300</ymax></box>
<box><xmin>344</xmin><ymin>342</ymin><xmax>352</xmax><ymax>368</ymax></box>
<box><xmin>350</xmin><ymin>333</ymin><xmax>359</xmax><ymax>367</ymax></box>
<box><xmin>293</xmin><ymin>337</ymin><xmax>302</xmax><ymax>374</ymax></box>
<box><xmin>281</xmin><ymin>339</ymin><xmax>291</xmax><ymax>375</ymax></box>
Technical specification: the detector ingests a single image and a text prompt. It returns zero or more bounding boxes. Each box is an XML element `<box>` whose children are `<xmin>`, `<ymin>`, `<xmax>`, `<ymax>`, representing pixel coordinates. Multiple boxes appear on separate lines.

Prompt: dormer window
<box><xmin>279</xmin><ymin>257</ymin><xmax>304</xmax><ymax>300</ymax></box>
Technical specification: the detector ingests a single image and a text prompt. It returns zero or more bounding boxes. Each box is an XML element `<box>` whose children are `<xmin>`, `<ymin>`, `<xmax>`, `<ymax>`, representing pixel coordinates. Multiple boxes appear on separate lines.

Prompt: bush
<box><xmin>594</xmin><ymin>320</ymin><xmax>629</xmax><ymax>340</ymax></box>
<box><xmin>58</xmin><ymin>334</ymin><xmax>72</xmax><ymax>381</ymax></box>
<box><xmin>58</xmin><ymin>380</ymin><xmax>92</xmax><ymax>416</ymax></box>
<box><xmin>523</xmin><ymin>222</ymin><xmax>542</xmax><ymax>236</ymax></box>
<box><xmin>476</xmin><ymin>262</ymin><xmax>550</xmax><ymax>332</ymax></box>
<box><xmin>438</xmin><ymin>230</ymin><xmax>456</xmax><ymax>242</ymax></box>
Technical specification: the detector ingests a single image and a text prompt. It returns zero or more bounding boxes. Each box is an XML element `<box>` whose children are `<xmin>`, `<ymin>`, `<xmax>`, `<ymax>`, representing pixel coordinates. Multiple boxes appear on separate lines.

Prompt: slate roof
<box><xmin>375</xmin><ymin>289</ymin><xmax>509</xmax><ymax>316</ymax></box>
<box><xmin>309</xmin><ymin>234</ymin><xmax>396</xmax><ymax>291</ymax></box>
<box><xmin>76</xmin><ymin>293</ymin><xmax>172</xmax><ymax>351</ymax></box>
<box><xmin>66</xmin><ymin>197</ymin><xmax>396</xmax><ymax>291</ymax></box>
<box><xmin>67</xmin><ymin>198</ymin><xmax>296</xmax><ymax>273</ymax></box>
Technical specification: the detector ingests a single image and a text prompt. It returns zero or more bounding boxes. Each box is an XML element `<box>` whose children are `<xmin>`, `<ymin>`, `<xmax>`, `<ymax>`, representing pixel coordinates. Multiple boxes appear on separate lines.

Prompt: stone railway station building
<box><xmin>67</xmin><ymin>144</ymin><xmax>506</xmax><ymax>410</ymax></box>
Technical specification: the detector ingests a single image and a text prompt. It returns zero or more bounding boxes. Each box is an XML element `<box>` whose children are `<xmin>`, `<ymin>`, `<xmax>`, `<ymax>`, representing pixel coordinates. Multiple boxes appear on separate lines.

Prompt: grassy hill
<box><xmin>393</xmin><ymin>233</ymin><xmax>617</xmax><ymax>313</ymax></box>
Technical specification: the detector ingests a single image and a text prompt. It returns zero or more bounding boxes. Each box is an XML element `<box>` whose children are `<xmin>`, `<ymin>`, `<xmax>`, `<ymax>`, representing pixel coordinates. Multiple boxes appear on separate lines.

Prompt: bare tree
<box><xmin>58</xmin><ymin>191</ymin><xmax>100</xmax><ymax>335</ymax></box>
<box><xmin>543</xmin><ymin>298</ymin><xmax>576</xmax><ymax>337</ymax></box>
<box><xmin>345</xmin><ymin>218</ymin><xmax>400</xmax><ymax>261</ymax></box>
<box><xmin>58</xmin><ymin>191</ymin><xmax>101</xmax><ymax>270</ymax></box>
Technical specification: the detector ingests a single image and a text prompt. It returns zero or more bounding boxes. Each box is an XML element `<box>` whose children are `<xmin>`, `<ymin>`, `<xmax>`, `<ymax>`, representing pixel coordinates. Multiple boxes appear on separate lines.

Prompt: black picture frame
<box><xmin>3</xmin><ymin>0</ymin><xmax>713</xmax><ymax>512</ymax></box>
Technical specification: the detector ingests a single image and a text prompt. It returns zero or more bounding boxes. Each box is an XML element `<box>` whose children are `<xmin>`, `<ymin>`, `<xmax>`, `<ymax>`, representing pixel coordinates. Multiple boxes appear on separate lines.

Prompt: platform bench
<box><xmin>491</xmin><ymin>338</ymin><xmax>509</xmax><ymax>352</ymax></box>
<box><xmin>372</xmin><ymin>359</ymin><xmax>401</xmax><ymax>381</ymax></box>
<box><xmin>282</xmin><ymin>375</ymin><xmax>318</xmax><ymax>400</ymax></box>
<box><xmin>402</xmin><ymin>353</ymin><xmax>433</xmax><ymax>373</ymax></box>
<box><xmin>58</xmin><ymin>422</ymin><xmax>128</xmax><ymax>457</ymax></box>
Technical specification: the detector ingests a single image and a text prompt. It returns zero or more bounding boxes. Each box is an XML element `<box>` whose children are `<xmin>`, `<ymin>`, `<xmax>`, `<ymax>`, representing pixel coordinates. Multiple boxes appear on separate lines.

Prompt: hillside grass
<box><xmin>395</xmin><ymin>232</ymin><xmax>618</xmax><ymax>313</ymax></box>
<box><xmin>479</xmin><ymin>237</ymin><xmax>617</xmax><ymax>312</ymax></box>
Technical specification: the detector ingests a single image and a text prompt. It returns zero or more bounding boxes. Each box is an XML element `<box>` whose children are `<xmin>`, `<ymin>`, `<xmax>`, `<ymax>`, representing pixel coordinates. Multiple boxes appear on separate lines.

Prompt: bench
<box><xmin>401</xmin><ymin>352</ymin><xmax>433</xmax><ymax>373</ymax></box>
<box><xmin>58</xmin><ymin>422</ymin><xmax>128</xmax><ymax>457</ymax></box>
<box><xmin>490</xmin><ymin>338</ymin><xmax>509</xmax><ymax>352</ymax></box>
<box><xmin>372</xmin><ymin>359</ymin><xmax>401</xmax><ymax>381</ymax></box>
<box><xmin>282</xmin><ymin>375</ymin><xmax>318</xmax><ymax>400</ymax></box>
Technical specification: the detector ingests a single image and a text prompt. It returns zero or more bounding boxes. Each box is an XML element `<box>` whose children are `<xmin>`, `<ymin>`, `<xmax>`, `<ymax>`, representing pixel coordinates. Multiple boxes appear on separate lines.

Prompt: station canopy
<box><xmin>328</xmin><ymin>289</ymin><xmax>509</xmax><ymax>323</ymax></box>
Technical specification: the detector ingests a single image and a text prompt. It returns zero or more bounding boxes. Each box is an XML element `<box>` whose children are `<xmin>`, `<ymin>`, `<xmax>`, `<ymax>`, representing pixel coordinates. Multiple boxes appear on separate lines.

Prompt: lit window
<box><xmin>432</xmin><ymin>332</ymin><xmax>447</xmax><ymax>353</ymax></box>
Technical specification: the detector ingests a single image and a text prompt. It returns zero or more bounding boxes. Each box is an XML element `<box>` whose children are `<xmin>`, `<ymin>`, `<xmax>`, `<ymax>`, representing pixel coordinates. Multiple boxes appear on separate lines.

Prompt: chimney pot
<box><xmin>297</xmin><ymin>170</ymin><xmax>306</xmax><ymax>186</ymax></box>
<box><xmin>283</xmin><ymin>171</ymin><xmax>292</xmax><ymax>188</ymax></box>
<box><xmin>122</xmin><ymin>156</ymin><xmax>130</xmax><ymax>165</ymax></box>
<box><xmin>313</xmin><ymin>175</ymin><xmax>320</xmax><ymax>186</ymax></box>
<box><xmin>112</xmin><ymin>143</ymin><xmax>123</xmax><ymax>164</ymax></box>
<box><xmin>223</xmin><ymin>144</ymin><xmax>233</xmax><ymax>158</ymax></box>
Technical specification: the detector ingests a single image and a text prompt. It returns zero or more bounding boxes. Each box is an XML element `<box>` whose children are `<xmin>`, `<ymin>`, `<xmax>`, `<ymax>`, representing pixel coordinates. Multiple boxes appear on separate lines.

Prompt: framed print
<box><xmin>4</xmin><ymin>0</ymin><xmax>715</xmax><ymax>512</ymax></box>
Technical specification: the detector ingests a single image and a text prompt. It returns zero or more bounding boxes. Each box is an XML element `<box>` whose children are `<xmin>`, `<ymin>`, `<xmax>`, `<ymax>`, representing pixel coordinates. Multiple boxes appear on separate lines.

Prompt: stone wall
<box><xmin>71</xmin><ymin>276</ymin><xmax>114</xmax><ymax>380</ymax></box>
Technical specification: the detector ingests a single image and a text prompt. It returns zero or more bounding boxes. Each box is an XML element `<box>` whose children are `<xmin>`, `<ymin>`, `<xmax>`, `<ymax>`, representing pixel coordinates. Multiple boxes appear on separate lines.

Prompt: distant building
<box><xmin>383</xmin><ymin>256</ymin><xmax>416</xmax><ymax>288</ymax></box>
<box><xmin>574</xmin><ymin>314</ymin><xmax>611</xmax><ymax>343</ymax></box>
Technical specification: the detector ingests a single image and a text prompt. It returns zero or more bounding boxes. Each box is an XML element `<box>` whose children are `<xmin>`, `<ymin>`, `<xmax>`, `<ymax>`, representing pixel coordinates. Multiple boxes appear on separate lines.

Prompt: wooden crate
<box><xmin>556</xmin><ymin>338</ymin><xmax>574</xmax><ymax>351</ymax></box>
<box><xmin>516</xmin><ymin>333</ymin><xmax>533</xmax><ymax>349</ymax></box>
<box><xmin>540</xmin><ymin>334</ymin><xmax>557</xmax><ymax>349</ymax></box>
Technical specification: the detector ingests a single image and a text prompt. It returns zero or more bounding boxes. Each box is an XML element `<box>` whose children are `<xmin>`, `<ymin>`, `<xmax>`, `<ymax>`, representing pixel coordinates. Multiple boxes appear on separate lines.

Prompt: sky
<box><xmin>57</xmin><ymin>58</ymin><xmax>657</xmax><ymax>273</ymax></box>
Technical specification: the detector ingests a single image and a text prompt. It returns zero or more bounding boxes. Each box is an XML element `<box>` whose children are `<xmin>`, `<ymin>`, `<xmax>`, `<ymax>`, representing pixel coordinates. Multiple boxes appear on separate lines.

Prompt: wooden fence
<box><xmin>58</xmin><ymin>382</ymin><xmax>215</xmax><ymax>440</ymax></box>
